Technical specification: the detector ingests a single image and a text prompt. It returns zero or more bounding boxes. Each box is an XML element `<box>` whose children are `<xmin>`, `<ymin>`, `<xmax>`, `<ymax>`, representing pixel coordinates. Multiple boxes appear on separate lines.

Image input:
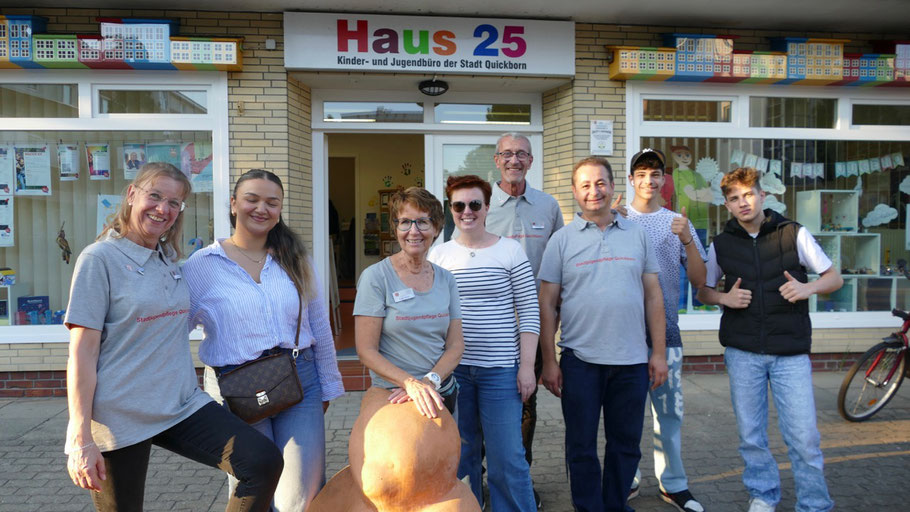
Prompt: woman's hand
<box><xmin>517</xmin><ymin>365</ymin><xmax>537</xmax><ymax>402</ymax></box>
<box><xmin>402</xmin><ymin>377</ymin><xmax>445</xmax><ymax>418</ymax></box>
<box><xmin>67</xmin><ymin>441</ymin><xmax>105</xmax><ymax>491</ymax></box>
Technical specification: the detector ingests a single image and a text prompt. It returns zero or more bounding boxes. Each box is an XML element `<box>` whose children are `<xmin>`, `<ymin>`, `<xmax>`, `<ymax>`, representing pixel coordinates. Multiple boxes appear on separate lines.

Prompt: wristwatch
<box><xmin>424</xmin><ymin>371</ymin><xmax>442</xmax><ymax>390</ymax></box>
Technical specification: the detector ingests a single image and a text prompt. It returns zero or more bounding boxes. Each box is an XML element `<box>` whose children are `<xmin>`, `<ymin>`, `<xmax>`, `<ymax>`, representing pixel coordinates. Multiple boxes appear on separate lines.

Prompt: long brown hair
<box><xmin>232</xmin><ymin>169</ymin><xmax>315</xmax><ymax>301</ymax></box>
<box><xmin>99</xmin><ymin>162</ymin><xmax>191</xmax><ymax>259</ymax></box>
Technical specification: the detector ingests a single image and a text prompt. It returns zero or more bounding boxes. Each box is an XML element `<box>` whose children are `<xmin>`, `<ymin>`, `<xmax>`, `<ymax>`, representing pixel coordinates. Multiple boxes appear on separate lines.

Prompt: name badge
<box><xmin>392</xmin><ymin>288</ymin><xmax>416</xmax><ymax>302</ymax></box>
<box><xmin>531</xmin><ymin>222</ymin><xmax>544</xmax><ymax>230</ymax></box>
<box><xmin>171</xmin><ymin>270</ymin><xmax>182</xmax><ymax>280</ymax></box>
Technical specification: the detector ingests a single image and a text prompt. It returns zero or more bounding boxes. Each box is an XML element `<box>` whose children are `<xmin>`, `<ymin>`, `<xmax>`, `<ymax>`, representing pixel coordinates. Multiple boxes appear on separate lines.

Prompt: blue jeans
<box><xmin>724</xmin><ymin>347</ymin><xmax>833</xmax><ymax>512</ymax></box>
<box><xmin>454</xmin><ymin>364</ymin><xmax>535</xmax><ymax>512</ymax></box>
<box><xmin>634</xmin><ymin>347</ymin><xmax>688</xmax><ymax>494</ymax></box>
<box><xmin>561</xmin><ymin>349</ymin><xmax>649</xmax><ymax>512</ymax></box>
<box><xmin>205</xmin><ymin>347</ymin><xmax>327</xmax><ymax>512</ymax></box>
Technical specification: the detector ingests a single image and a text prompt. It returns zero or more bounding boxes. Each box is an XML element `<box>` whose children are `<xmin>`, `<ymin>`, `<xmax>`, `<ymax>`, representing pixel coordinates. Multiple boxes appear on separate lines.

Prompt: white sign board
<box><xmin>284</xmin><ymin>12</ymin><xmax>575</xmax><ymax>76</ymax></box>
<box><xmin>589</xmin><ymin>120</ymin><xmax>613</xmax><ymax>156</ymax></box>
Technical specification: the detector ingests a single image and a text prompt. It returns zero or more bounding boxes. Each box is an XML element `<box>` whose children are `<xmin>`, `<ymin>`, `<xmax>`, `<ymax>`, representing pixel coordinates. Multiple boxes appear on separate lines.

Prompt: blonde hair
<box><xmin>98</xmin><ymin>162</ymin><xmax>191</xmax><ymax>259</ymax></box>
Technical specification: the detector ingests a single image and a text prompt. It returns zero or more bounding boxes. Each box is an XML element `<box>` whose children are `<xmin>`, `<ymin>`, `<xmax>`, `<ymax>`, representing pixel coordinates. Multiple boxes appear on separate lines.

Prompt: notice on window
<box><xmin>14</xmin><ymin>145</ymin><xmax>52</xmax><ymax>196</ymax></box>
<box><xmin>122</xmin><ymin>143</ymin><xmax>147</xmax><ymax>180</ymax></box>
<box><xmin>0</xmin><ymin>195</ymin><xmax>12</xmax><ymax>247</ymax></box>
<box><xmin>97</xmin><ymin>194</ymin><xmax>122</xmax><ymax>236</ymax></box>
<box><xmin>57</xmin><ymin>144</ymin><xmax>81</xmax><ymax>181</ymax></box>
<box><xmin>147</xmin><ymin>143</ymin><xmax>182</xmax><ymax>169</ymax></box>
<box><xmin>86</xmin><ymin>144</ymin><xmax>111</xmax><ymax>180</ymax></box>
<box><xmin>589</xmin><ymin>120</ymin><xmax>613</xmax><ymax>156</ymax></box>
<box><xmin>0</xmin><ymin>145</ymin><xmax>13</xmax><ymax>195</ymax></box>
<box><xmin>182</xmin><ymin>142</ymin><xmax>213</xmax><ymax>193</ymax></box>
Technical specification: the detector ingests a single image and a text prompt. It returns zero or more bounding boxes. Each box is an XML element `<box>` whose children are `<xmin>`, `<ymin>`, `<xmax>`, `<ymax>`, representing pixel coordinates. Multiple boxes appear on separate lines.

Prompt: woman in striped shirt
<box><xmin>428</xmin><ymin>174</ymin><xmax>539</xmax><ymax>512</ymax></box>
<box><xmin>183</xmin><ymin>169</ymin><xmax>344</xmax><ymax>511</ymax></box>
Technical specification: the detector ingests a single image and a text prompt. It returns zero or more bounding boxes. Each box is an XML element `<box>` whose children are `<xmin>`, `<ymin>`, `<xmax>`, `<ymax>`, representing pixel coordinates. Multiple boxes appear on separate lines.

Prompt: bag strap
<box><xmin>293</xmin><ymin>293</ymin><xmax>303</xmax><ymax>348</ymax></box>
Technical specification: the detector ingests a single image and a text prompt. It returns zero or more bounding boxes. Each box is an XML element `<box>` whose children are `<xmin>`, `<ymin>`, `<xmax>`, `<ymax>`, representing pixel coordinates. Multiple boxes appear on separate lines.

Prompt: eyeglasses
<box><xmin>496</xmin><ymin>150</ymin><xmax>531</xmax><ymax>161</ymax></box>
<box><xmin>451</xmin><ymin>200</ymin><xmax>483</xmax><ymax>213</ymax></box>
<box><xmin>394</xmin><ymin>217</ymin><xmax>433</xmax><ymax>232</ymax></box>
<box><xmin>136</xmin><ymin>186</ymin><xmax>186</xmax><ymax>212</ymax></box>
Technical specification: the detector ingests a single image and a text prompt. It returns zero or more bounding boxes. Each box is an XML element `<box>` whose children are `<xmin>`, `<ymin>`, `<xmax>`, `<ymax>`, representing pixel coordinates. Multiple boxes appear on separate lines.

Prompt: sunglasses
<box><xmin>451</xmin><ymin>200</ymin><xmax>483</xmax><ymax>213</ymax></box>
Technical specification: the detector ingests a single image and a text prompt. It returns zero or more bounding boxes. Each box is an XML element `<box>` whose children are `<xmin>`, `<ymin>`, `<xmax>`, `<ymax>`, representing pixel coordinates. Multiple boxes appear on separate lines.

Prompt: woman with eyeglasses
<box><xmin>183</xmin><ymin>169</ymin><xmax>344</xmax><ymax>511</ymax></box>
<box><xmin>427</xmin><ymin>175</ymin><xmax>539</xmax><ymax>511</ymax></box>
<box><xmin>354</xmin><ymin>187</ymin><xmax>464</xmax><ymax>418</ymax></box>
<box><xmin>64</xmin><ymin>163</ymin><xmax>282</xmax><ymax>511</ymax></box>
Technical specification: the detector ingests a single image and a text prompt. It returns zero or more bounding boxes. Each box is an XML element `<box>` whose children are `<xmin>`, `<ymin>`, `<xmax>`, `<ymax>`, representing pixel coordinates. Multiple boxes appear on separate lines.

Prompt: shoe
<box><xmin>747</xmin><ymin>497</ymin><xmax>776</xmax><ymax>512</ymax></box>
<box><xmin>628</xmin><ymin>482</ymin><xmax>639</xmax><ymax>501</ymax></box>
<box><xmin>534</xmin><ymin>488</ymin><xmax>542</xmax><ymax>509</ymax></box>
<box><xmin>660</xmin><ymin>489</ymin><xmax>704</xmax><ymax>512</ymax></box>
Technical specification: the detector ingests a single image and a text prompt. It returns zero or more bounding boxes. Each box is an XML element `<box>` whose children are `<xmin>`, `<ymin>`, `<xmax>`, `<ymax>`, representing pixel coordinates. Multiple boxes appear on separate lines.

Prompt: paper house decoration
<box><xmin>662</xmin><ymin>34</ymin><xmax>736</xmax><ymax>81</ymax></box>
<box><xmin>33</xmin><ymin>34</ymin><xmax>85</xmax><ymax>69</ymax></box>
<box><xmin>0</xmin><ymin>15</ymin><xmax>48</xmax><ymax>69</ymax></box>
<box><xmin>76</xmin><ymin>34</ymin><xmax>128</xmax><ymax>69</ymax></box>
<box><xmin>170</xmin><ymin>37</ymin><xmax>243</xmax><ymax>71</ymax></box>
<box><xmin>98</xmin><ymin>18</ymin><xmax>178</xmax><ymax>70</ymax></box>
<box><xmin>607</xmin><ymin>45</ymin><xmax>675</xmax><ymax>81</ymax></box>
<box><xmin>732</xmin><ymin>51</ymin><xmax>787</xmax><ymax>83</ymax></box>
<box><xmin>840</xmin><ymin>53</ymin><xmax>894</xmax><ymax>86</ymax></box>
<box><xmin>771</xmin><ymin>37</ymin><xmax>847</xmax><ymax>84</ymax></box>
<box><xmin>871</xmin><ymin>41</ymin><xmax>910</xmax><ymax>82</ymax></box>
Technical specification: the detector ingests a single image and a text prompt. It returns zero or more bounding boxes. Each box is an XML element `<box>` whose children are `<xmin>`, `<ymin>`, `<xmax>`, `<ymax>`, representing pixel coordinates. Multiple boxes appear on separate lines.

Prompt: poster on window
<box><xmin>147</xmin><ymin>143</ymin><xmax>182</xmax><ymax>169</ymax></box>
<box><xmin>97</xmin><ymin>194</ymin><xmax>123</xmax><ymax>236</ymax></box>
<box><xmin>0</xmin><ymin>196</ymin><xmax>12</xmax><ymax>247</ymax></box>
<box><xmin>122</xmin><ymin>143</ymin><xmax>147</xmax><ymax>180</ymax></box>
<box><xmin>57</xmin><ymin>144</ymin><xmax>80</xmax><ymax>181</ymax></box>
<box><xmin>0</xmin><ymin>145</ymin><xmax>12</xmax><ymax>194</ymax></box>
<box><xmin>181</xmin><ymin>142</ymin><xmax>213</xmax><ymax>193</ymax></box>
<box><xmin>86</xmin><ymin>144</ymin><xmax>111</xmax><ymax>180</ymax></box>
<box><xmin>14</xmin><ymin>145</ymin><xmax>52</xmax><ymax>196</ymax></box>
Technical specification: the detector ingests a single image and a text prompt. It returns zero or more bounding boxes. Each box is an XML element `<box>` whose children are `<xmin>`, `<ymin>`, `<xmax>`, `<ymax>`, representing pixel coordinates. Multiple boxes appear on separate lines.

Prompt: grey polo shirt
<box><xmin>65</xmin><ymin>233</ymin><xmax>211</xmax><ymax>452</ymax></box>
<box><xmin>538</xmin><ymin>213</ymin><xmax>660</xmax><ymax>366</ymax></box>
<box><xmin>484</xmin><ymin>182</ymin><xmax>564</xmax><ymax>279</ymax></box>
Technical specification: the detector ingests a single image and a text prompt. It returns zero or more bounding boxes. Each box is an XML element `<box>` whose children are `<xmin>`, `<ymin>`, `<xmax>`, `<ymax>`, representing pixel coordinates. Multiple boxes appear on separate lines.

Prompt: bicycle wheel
<box><xmin>838</xmin><ymin>341</ymin><xmax>906</xmax><ymax>422</ymax></box>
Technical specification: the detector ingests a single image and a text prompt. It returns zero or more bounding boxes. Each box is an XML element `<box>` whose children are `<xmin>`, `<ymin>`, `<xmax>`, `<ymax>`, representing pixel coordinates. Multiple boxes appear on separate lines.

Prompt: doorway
<box><xmin>326</xmin><ymin>133</ymin><xmax>425</xmax><ymax>356</ymax></box>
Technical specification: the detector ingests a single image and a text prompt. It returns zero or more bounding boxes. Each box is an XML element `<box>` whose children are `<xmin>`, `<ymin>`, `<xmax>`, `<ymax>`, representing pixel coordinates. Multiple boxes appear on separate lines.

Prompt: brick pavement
<box><xmin>1</xmin><ymin>372</ymin><xmax>907</xmax><ymax>511</ymax></box>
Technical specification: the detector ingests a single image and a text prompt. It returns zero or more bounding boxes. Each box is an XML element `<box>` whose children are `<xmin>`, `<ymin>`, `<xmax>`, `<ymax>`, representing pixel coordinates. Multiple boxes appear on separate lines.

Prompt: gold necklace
<box><xmin>229</xmin><ymin>237</ymin><xmax>267</xmax><ymax>265</ymax></box>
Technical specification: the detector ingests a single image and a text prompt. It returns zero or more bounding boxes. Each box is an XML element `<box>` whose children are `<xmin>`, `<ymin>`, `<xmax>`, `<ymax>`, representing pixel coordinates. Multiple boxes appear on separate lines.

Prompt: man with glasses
<box><xmin>488</xmin><ymin>132</ymin><xmax>564</xmax><ymax>508</ymax></box>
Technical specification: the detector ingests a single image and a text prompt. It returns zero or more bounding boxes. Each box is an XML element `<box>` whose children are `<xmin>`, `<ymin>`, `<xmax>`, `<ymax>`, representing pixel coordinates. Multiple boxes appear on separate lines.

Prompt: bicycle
<box><xmin>837</xmin><ymin>308</ymin><xmax>909</xmax><ymax>422</ymax></box>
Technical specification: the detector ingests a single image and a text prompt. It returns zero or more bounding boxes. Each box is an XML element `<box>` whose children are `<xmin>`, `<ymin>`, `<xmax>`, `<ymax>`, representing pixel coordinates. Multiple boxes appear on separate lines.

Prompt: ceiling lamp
<box><xmin>418</xmin><ymin>77</ymin><xmax>449</xmax><ymax>96</ymax></box>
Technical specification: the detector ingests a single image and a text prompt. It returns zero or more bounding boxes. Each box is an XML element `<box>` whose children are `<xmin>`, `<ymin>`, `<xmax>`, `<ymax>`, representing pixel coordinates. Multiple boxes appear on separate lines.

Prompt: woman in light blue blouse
<box><xmin>183</xmin><ymin>169</ymin><xmax>344</xmax><ymax>511</ymax></box>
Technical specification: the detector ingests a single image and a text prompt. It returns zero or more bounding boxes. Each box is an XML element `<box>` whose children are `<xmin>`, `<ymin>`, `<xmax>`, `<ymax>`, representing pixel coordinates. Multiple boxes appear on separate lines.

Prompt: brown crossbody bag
<box><xmin>217</xmin><ymin>296</ymin><xmax>304</xmax><ymax>424</ymax></box>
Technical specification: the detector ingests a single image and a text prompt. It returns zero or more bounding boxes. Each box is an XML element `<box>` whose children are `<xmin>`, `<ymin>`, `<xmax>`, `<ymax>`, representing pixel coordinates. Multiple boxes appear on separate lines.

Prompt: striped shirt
<box><xmin>429</xmin><ymin>237</ymin><xmax>540</xmax><ymax>367</ymax></box>
<box><xmin>182</xmin><ymin>240</ymin><xmax>344</xmax><ymax>402</ymax></box>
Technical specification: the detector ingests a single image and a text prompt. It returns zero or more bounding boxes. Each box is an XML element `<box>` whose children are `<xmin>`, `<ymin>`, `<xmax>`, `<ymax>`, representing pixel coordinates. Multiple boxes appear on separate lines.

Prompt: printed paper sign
<box><xmin>86</xmin><ymin>144</ymin><xmax>111</xmax><ymax>180</ymax></box>
<box><xmin>14</xmin><ymin>145</ymin><xmax>52</xmax><ymax>196</ymax></box>
<box><xmin>589</xmin><ymin>120</ymin><xmax>613</xmax><ymax>156</ymax></box>
<box><xmin>57</xmin><ymin>144</ymin><xmax>80</xmax><ymax>181</ymax></box>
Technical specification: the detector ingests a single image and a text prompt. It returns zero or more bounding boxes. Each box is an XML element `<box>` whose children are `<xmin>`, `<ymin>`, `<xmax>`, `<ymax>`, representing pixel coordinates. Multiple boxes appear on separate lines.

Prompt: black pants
<box><xmin>92</xmin><ymin>402</ymin><xmax>283</xmax><ymax>512</ymax></box>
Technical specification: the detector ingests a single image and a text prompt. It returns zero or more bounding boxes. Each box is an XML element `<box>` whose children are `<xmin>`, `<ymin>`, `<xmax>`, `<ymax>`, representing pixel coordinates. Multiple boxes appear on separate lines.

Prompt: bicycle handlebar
<box><xmin>892</xmin><ymin>308</ymin><xmax>910</xmax><ymax>321</ymax></box>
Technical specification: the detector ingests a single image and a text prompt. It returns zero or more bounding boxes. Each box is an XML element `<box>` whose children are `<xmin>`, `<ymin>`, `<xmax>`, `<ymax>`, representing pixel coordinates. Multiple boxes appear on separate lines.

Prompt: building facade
<box><xmin>1</xmin><ymin>6</ymin><xmax>908</xmax><ymax>395</ymax></box>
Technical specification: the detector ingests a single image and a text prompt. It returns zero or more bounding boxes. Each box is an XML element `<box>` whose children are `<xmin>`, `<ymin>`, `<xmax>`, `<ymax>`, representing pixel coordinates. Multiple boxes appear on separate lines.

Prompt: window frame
<box><xmin>628</xmin><ymin>81</ymin><xmax>910</xmax><ymax>330</ymax></box>
<box><xmin>0</xmin><ymin>70</ymin><xmax>230</xmax><ymax>344</ymax></box>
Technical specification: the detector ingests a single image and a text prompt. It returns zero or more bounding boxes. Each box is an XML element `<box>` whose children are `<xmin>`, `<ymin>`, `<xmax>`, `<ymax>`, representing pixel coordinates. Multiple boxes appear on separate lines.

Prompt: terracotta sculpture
<box><xmin>310</xmin><ymin>388</ymin><xmax>480</xmax><ymax>512</ymax></box>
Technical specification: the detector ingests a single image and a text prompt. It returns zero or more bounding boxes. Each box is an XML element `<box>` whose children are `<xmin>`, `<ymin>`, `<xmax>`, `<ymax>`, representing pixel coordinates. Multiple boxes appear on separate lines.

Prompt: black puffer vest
<box><xmin>713</xmin><ymin>209</ymin><xmax>812</xmax><ymax>355</ymax></box>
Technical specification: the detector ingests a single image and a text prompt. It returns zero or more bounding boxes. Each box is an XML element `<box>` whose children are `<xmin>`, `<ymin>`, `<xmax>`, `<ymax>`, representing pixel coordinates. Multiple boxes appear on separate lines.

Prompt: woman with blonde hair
<box><xmin>184</xmin><ymin>168</ymin><xmax>344</xmax><ymax>510</ymax></box>
<box><xmin>65</xmin><ymin>162</ymin><xmax>282</xmax><ymax>511</ymax></box>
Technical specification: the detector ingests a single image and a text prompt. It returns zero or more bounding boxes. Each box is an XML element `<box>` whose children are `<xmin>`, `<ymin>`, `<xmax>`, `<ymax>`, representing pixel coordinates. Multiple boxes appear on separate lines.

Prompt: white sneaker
<box><xmin>748</xmin><ymin>497</ymin><xmax>776</xmax><ymax>512</ymax></box>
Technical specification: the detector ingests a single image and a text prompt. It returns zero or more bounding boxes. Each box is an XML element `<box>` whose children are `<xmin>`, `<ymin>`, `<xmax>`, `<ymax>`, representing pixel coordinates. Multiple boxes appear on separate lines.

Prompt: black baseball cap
<box><xmin>630</xmin><ymin>148</ymin><xmax>666</xmax><ymax>171</ymax></box>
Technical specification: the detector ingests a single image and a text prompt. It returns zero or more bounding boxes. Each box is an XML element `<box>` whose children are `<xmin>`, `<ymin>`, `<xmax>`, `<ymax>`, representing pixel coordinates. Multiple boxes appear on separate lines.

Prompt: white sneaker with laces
<box><xmin>748</xmin><ymin>497</ymin><xmax>776</xmax><ymax>512</ymax></box>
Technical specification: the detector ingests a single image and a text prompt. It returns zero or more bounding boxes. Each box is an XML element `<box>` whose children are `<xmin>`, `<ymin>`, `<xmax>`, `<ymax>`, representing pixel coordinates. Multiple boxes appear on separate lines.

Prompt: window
<box><xmin>0</xmin><ymin>84</ymin><xmax>78</xmax><ymax>118</ymax></box>
<box><xmin>434</xmin><ymin>103</ymin><xmax>531</xmax><ymax>124</ymax></box>
<box><xmin>643</xmin><ymin>99</ymin><xmax>731</xmax><ymax>122</ymax></box>
<box><xmin>98</xmin><ymin>89</ymin><xmax>208</xmax><ymax>115</ymax></box>
<box><xmin>749</xmin><ymin>97</ymin><xmax>837</xmax><ymax>128</ymax></box>
<box><xmin>632</xmin><ymin>84</ymin><xmax>910</xmax><ymax>317</ymax></box>
<box><xmin>323</xmin><ymin>101</ymin><xmax>423</xmax><ymax>123</ymax></box>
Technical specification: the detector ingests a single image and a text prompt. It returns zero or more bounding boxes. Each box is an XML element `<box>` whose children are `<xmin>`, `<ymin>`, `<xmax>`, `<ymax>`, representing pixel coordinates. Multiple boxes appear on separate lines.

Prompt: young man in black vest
<box><xmin>696</xmin><ymin>168</ymin><xmax>842</xmax><ymax>512</ymax></box>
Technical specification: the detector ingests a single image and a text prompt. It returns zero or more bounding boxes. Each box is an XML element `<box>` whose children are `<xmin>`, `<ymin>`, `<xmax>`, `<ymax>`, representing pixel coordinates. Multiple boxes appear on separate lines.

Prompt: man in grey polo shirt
<box><xmin>486</xmin><ymin>132</ymin><xmax>563</xmax><ymax>506</ymax></box>
<box><xmin>539</xmin><ymin>156</ymin><xmax>668</xmax><ymax>512</ymax></box>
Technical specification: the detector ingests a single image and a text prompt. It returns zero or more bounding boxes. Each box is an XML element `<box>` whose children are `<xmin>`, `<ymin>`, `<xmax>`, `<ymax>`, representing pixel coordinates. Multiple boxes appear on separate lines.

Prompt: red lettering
<box><xmin>337</xmin><ymin>19</ymin><xmax>368</xmax><ymax>52</ymax></box>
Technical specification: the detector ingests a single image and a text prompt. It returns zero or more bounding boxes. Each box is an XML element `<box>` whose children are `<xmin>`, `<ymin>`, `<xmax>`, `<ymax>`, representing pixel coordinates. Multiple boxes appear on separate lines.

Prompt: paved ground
<box><xmin>1</xmin><ymin>371</ymin><xmax>908</xmax><ymax>511</ymax></box>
